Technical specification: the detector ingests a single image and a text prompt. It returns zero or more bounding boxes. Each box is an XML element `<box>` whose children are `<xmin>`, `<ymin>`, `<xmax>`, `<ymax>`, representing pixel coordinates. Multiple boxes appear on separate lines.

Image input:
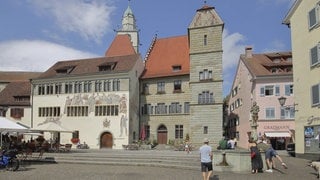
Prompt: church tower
<box><xmin>117</xmin><ymin>3</ymin><xmax>139</xmax><ymax>53</ymax></box>
<box><xmin>188</xmin><ymin>4</ymin><xmax>224</xmax><ymax>147</ymax></box>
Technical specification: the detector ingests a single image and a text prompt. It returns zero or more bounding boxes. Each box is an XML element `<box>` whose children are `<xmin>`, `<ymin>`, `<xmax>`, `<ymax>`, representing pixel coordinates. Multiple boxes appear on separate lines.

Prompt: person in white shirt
<box><xmin>199</xmin><ymin>138</ymin><xmax>213</xmax><ymax>180</ymax></box>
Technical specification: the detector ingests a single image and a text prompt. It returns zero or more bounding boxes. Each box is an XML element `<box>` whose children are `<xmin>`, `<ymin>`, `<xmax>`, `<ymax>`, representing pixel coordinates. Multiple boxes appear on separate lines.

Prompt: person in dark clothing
<box><xmin>248</xmin><ymin>138</ymin><xmax>263</xmax><ymax>173</ymax></box>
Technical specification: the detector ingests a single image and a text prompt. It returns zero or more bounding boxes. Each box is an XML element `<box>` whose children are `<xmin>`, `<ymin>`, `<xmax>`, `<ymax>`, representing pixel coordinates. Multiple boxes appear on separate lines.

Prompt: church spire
<box><xmin>117</xmin><ymin>1</ymin><xmax>139</xmax><ymax>53</ymax></box>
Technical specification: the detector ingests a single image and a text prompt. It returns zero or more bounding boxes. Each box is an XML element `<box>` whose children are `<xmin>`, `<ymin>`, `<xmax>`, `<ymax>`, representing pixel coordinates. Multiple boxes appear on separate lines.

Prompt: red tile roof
<box><xmin>241</xmin><ymin>52</ymin><xmax>292</xmax><ymax>77</ymax></box>
<box><xmin>0</xmin><ymin>71</ymin><xmax>41</xmax><ymax>82</ymax></box>
<box><xmin>141</xmin><ymin>35</ymin><xmax>190</xmax><ymax>79</ymax></box>
<box><xmin>105</xmin><ymin>34</ymin><xmax>136</xmax><ymax>57</ymax></box>
<box><xmin>0</xmin><ymin>81</ymin><xmax>31</xmax><ymax>106</ymax></box>
<box><xmin>35</xmin><ymin>54</ymin><xmax>141</xmax><ymax>79</ymax></box>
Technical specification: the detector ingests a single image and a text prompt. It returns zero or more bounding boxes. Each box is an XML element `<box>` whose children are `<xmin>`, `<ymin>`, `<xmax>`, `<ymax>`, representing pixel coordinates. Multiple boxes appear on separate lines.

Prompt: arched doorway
<box><xmin>157</xmin><ymin>125</ymin><xmax>167</xmax><ymax>144</ymax></box>
<box><xmin>100</xmin><ymin>132</ymin><xmax>113</xmax><ymax>148</ymax></box>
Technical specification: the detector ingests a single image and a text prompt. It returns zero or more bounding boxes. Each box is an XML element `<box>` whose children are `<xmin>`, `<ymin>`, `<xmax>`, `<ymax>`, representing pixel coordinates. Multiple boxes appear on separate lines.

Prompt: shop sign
<box><xmin>263</xmin><ymin>125</ymin><xmax>290</xmax><ymax>130</ymax></box>
<box><xmin>307</xmin><ymin>116</ymin><xmax>320</xmax><ymax>125</ymax></box>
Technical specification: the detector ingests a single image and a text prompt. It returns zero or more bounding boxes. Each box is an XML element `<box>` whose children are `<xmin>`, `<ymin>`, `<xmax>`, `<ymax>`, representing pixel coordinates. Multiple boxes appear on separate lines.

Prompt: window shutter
<box><xmin>311</xmin><ymin>45</ymin><xmax>319</xmax><ymax>66</ymax></box>
<box><xmin>260</xmin><ymin>86</ymin><xmax>265</xmax><ymax>97</ymax></box>
<box><xmin>280</xmin><ymin>107</ymin><xmax>285</xmax><ymax>119</ymax></box>
<box><xmin>308</xmin><ymin>7</ymin><xmax>317</xmax><ymax>29</ymax></box>
<box><xmin>312</xmin><ymin>84</ymin><xmax>320</xmax><ymax>105</ymax></box>
<box><xmin>275</xmin><ymin>85</ymin><xmax>280</xmax><ymax>96</ymax></box>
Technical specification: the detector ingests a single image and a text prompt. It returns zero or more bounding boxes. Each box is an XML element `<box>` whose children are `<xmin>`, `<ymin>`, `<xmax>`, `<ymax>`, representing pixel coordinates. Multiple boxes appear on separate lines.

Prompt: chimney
<box><xmin>245</xmin><ymin>46</ymin><xmax>253</xmax><ymax>58</ymax></box>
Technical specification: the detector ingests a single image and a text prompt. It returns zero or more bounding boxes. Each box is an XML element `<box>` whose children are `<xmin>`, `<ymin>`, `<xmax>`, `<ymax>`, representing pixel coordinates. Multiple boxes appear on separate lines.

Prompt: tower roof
<box><xmin>105</xmin><ymin>34</ymin><xmax>136</xmax><ymax>57</ymax></box>
<box><xmin>189</xmin><ymin>5</ymin><xmax>224</xmax><ymax>28</ymax></box>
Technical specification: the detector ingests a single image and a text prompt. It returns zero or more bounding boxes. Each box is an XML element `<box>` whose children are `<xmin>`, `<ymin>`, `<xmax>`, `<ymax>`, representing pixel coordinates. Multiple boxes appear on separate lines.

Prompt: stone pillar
<box><xmin>250</xmin><ymin>102</ymin><xmax>259</xmax><ymax>141</ymax></box>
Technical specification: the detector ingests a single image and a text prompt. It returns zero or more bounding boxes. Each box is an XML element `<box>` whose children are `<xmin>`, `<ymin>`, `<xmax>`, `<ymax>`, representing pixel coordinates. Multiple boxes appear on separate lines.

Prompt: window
<box><xmin>38</xmin><ymin>85</ymin><xmax>45</xmax><ymax>95</ymax></box>
<box><xmin>46</xmin><ymin>84</ymin><xmax>53</xmax><ymax>95</ymax></box>
<box><xmin>39</xmin><ymin>107</ymin><xmax>61</xmax><ymax>117</ymax></box>
<box><xmin>308</xmin><ymin>4</ymin><xmax>319</xmax><ymax>29</ymax></box>
<box><xmin>184</xmin><ymin>102</ymin><xmax>190</xmax><ymax>114</ymax></box>
<box><xmin>203</xmin><ymin>126</ymin><xmax>208</xmax><ymax>134</ymax></box>
<box><xmin>94</xmin><ymin>105</ymin><xmax>118</xmax><ymax>116</ymax></box>
<box><xmin>312</xmin><ymin>84</ymin><xmax>320</xmax><ymax>106</ymax></box>
<box><xmin>142</xmin><ymin>83</ymin><xmax>149</xmax><ymax>94</ymax></box>
<box><xmin>310</xmin><ymin>44</ymin><xmax>320</xmax><ymax>67</ymax></box>
<box><xmin>280</xmin><ymin>107</ymin><xmax>295</xmax><ymax>119</ymax></box>
<box><xmin>55</xmin><ymin>83</ymin><xmax>62</xmax><ymax>94</ymax></box>
<box><xmin>74</xmin><ymin>82</ymin><xmax>82</xmax><ymax>93</ymax></box>
<box><xmin>67</xmin><ymin>106</ymin><xmax>89</xmax><ymax>117</ymax></box>
<box><xmin>95</xmin><ymin>80</ymin><xmax>102</xmax><ymax>92</ymax></box>
<box><xmin>285</xmin><ymin>84</ymin><xmax>294</xmax><ymax>96</ymax></box>
<box><xmin>84</xmin><ymin>81</ymin><xmax>92</xmax><ymax>93</ymax></box>
<box><xmin>275</xmin><ymin>85</ymin><xmax>280</xmax><ymax>96</ymax></box>
<box><xmin>260</xmin><ymin>85</ymin><xmax>274</xmax><ymax>96</ymax></box>
<box><xmin>198</xmin><ymin>91</ymin><xmax>214</xmax><ymax>104</ymax></box>
<box><xmin>157</xmin><ymin>82</ymin><xmax>165</xmax><ymax>94</ymax></box>
<box><xmin>173</xmin><ymin>80</ymin><xmax>181</xmax><ymax>92</ymax></box>
<box><xmin>199</xmin><ymin>69</ymin><xmax>212</xmax><ymax>81</ymax></box>
<box><xmin>204</xmin><ymin>35</ymin><xmax>207</xmax><ymax>46</ymax></box>
<box><xmin>112</xmin><ymin>79</ymin><xmax>120</xmax><ymax>91</ymax></box>
<box><xmin>169</xmin><ymin>102</ymin><xmax>182</xmax><ymax>114</ymax></box>
<box><xmin>175</xmin><ymin>125</ymin><xmax>183</xmax><ymax>139</ymax></box>
<box><xmin>65</xmin><ymin>82</ymin><xmax>73</xmax><ymax>94</ymax></box>
<box><xmin>142</xmin><ymin>104</ymin><xmax>153</xmax><ymax>115</ymax></box>
<box><xmin>155</xmin><ymin>103</ymin><xmax>167</xmax><ymax>114</ymax></box>
<box><xmin>172</xmin><ymin>65</ymin><xmax>181</xmax><ymax>72</ymax></box>
<box><xmin>265</xmin><ymin>107</ymin><xmax>275</xmax><ymax>119</ymax></box>
<box><xmin>104</xmin><ymin>80</ymin><xmax>111</xmax><ymax>92</ymax></box>
<box><xmin>10</xmin><ymin>108</ymin><xmax>24</xmax><ymax>119</ymax></box>
<box><xmin>232</xmin><ymin>86</ymin><xmax>238</xmax><ymax>97</ymax></box>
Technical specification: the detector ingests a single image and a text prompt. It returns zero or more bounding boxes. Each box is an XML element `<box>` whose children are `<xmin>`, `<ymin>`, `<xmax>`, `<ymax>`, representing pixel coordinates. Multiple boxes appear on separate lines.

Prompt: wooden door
<box><xmin>100</xmin><ymin>132</ymin><xmax>113</xmax><ymax>148</ymax></box>
<box><xmin>157</xmin><ymin>125</ymin><xmax>167</xmax><ymax>144</ymax></box>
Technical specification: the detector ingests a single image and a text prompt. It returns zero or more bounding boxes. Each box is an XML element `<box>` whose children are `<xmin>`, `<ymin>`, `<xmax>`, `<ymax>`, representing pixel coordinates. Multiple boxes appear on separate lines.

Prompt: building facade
<box><xmin>227</xmin><ymin>47</ymin><xmax>295</xmax><ymax>150</ymax></box>
<box><xmin>140</xmin><ymin>5</ymin><xmax>224</xmax><ymax>148</ymax></box>
<box><xmin>283</xmin><ymin>0</ymin><xmax>320</xmax><ymax>158</ymax></box>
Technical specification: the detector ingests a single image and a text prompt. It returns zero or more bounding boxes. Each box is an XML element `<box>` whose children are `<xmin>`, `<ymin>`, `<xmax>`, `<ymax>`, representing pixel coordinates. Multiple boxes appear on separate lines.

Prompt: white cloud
<box><xmin>222</xmin><ymin>30</ymin><xmax>246</xmax><ymax>71</ymax></box>
<box><xmin>222</xmin><ymin>29</ymin><xmax>247</xmax><ymax>96</ymax></box>
<box><xmin>27</xmin><ymin>0</ymin><xmax>115</xmax><ymax>43</ymax></box>
<box><xmin>0</xmin><ymin>40</ymin><xmax>98</xmax><ymax>72</ymax></box>
<box><xmin>262</xmin><ymin>39</ymin><xmax>288</xmax><ymax>53</ymax></box>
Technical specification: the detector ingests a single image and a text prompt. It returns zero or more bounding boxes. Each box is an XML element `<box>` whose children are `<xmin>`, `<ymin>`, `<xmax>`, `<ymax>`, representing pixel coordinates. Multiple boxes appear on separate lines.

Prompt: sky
<box><xmin>0</xmin><ymin>0</ymin><xmax>295</xmax><ymax>96</ymax></box>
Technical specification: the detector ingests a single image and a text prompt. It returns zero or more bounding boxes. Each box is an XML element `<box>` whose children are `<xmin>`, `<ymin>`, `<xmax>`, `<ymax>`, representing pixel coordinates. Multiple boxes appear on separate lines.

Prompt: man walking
<box><xmin>199</xmin><ymin>138</ymin><xmax>213</xmax><ymax>180</ymax></box>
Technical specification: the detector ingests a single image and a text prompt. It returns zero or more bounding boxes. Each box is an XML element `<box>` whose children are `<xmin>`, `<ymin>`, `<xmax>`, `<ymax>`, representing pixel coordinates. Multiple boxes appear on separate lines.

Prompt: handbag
<box><xmin>251</xmin><ymin>151</ymin><xmax>256</xmax><ymax>158</ymax></box>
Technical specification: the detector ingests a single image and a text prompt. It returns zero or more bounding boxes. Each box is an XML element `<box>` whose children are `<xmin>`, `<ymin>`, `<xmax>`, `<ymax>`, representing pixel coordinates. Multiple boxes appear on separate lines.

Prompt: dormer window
<box><xmin>99</xmin><ymin>62</ymin><xmax>117</xmax><ymax>72</ymax></box>
<box><xmin>56</xmin><ymin>66</ymin><xmax>75</xmax><ymax>74</ymax></box>
<box><xmin>272</xmin><ymin>58</ymin><xmax>281</xmax><ymax>63</ymax></box>
<box><xmin>172</xmin><ymin>65</ymin><xmax>181</xmax><ymax>72</ymax></box>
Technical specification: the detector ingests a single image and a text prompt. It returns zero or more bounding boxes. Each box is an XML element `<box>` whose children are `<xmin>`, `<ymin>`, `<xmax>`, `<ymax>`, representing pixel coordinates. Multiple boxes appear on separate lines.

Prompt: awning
<box><xmin>265</xmin><ymin>132</ymin><xmax>291</xmax><ymax>137</ymax></box>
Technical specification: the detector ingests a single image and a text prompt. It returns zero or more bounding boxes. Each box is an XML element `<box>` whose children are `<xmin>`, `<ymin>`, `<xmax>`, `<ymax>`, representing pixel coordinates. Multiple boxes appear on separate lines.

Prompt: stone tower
<box><xmin>188</xmin><ymin>5</ymin><xmax>224</xmax><ymax>148</ymax></box>
<box><xmin>117</xmin><ymin>4</ymin><xmax>139</xmax><ymax>53</ymax></box>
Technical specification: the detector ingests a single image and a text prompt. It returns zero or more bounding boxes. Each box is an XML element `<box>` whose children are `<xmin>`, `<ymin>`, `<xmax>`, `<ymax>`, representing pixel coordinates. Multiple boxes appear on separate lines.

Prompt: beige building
<box><xmin>30</xmin><ymin>5</ymin><xmax>144</xmax><ymax>149</ymax></box>
<box><xmin>140</xmin><ymin>5</ymin><xmax>224</xmax><ymax>148</ymax></box>
<box><xmin>283</xmin><ymin>0</ymin><xmax>320</xmax><ymax>158</ymax></box>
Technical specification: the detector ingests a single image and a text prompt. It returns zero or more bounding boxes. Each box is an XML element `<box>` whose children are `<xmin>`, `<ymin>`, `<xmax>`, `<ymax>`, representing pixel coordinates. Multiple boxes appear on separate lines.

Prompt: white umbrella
<box><xmin>32</xmin><ymin>122</ymin><xmax>73</xmax><ymax>149</ymax></box>
<box><xmin>32</xmin><ymin>122</ymin><xmax>73</xmax><ymax>133</ymax></box>
<box><xmin>0</xmin><ymin>117</ymin><xmax>29</xmax><ymax>147</ymax></box>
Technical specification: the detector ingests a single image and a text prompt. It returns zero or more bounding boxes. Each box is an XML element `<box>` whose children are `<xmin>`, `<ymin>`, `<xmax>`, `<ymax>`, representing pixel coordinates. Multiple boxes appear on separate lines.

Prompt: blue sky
<box><xmin>0</xmin><ymin>0</ymin><xmax>295</xmax><ymax>96</ymax></box>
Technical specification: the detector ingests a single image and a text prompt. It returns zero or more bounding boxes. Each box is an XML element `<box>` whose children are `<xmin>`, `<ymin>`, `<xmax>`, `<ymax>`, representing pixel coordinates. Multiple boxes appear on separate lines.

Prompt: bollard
<box><xmin>219</xmin><ymin>151</ymin><xmax>229</xmax><ymax>166</ymax></box>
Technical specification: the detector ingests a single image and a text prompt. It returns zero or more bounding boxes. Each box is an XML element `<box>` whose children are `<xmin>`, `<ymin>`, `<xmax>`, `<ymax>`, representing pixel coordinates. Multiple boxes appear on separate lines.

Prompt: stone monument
<box><xmin>250</xmin><ymin>101</ymin><xmax>259</xmax><ymax>141</ymax></box>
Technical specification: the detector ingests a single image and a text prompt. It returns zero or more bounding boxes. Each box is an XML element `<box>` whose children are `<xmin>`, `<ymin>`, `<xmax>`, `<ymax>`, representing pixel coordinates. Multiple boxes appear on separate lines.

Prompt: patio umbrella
<box><xmin>32</xmin><ymin>122</ymin><xmax>73</xmax><ymax>133</ymax></box>
<box><xmin>0</xmin><ymin>117</ymin><xmax>29</xmax><ymax>147</ymax></box>
<box><xmin>140</xmin><ymin>124</ymin><xmax>146</xmax><ymax>141</ymax></box>
<box><xmin>31</xmin><ymin>122</ymin><xmax>73</xmax><ymax>148</ymax></box>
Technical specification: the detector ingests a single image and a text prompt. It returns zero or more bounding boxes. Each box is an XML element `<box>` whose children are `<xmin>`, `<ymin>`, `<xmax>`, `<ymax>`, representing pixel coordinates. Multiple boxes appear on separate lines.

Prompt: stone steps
<box><xmin>40</xmin><ymin>149</ymin><xmax>201</xmax><ymax>170</ymax></box>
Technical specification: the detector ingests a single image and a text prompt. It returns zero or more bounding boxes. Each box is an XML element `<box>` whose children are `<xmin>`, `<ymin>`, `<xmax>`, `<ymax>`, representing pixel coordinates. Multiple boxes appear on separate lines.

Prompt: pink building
<box><xmin>227</xmin><ymin>47</ymin><xmax>295</xmax><ymax>150</ymax></box>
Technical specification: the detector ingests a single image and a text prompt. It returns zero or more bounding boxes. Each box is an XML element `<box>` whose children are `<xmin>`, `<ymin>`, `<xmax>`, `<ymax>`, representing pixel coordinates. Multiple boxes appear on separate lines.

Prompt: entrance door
<box><xmin>157</xmin><ymin>125</ymin><xmax>167</xmax><ymax>144</ymax></box>
<box><xmin>100</xmin><ymin>132</ymin><xmax>113</xmax><ymax>148</ymax></box>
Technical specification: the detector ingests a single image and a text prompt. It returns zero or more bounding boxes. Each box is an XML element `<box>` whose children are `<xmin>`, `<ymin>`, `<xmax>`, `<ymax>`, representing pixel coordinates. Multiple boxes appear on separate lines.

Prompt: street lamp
<box><xmin>278</xmin><ymin>96</ymin><xmax>287</xmax><ymax>107</ymax></box>
<box><xmin>278</xmin><ymin>96</ymin><xmax>298</xmax><ymax>111</ymax></box>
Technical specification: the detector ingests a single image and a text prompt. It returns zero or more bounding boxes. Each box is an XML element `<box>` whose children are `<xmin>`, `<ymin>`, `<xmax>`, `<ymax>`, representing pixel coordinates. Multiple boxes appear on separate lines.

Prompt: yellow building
<box><xmin>283</xmin><ymin>0</ymin><xmax>320</xmax><ymax>158</ymax></box>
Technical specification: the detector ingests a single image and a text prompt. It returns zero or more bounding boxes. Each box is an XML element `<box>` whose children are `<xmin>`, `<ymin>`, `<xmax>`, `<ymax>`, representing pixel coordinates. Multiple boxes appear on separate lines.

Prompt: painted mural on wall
<box><xmin>50</xmin><ymin>93</ymin><xmax>129</xmax><ymax>137</ymax></box>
